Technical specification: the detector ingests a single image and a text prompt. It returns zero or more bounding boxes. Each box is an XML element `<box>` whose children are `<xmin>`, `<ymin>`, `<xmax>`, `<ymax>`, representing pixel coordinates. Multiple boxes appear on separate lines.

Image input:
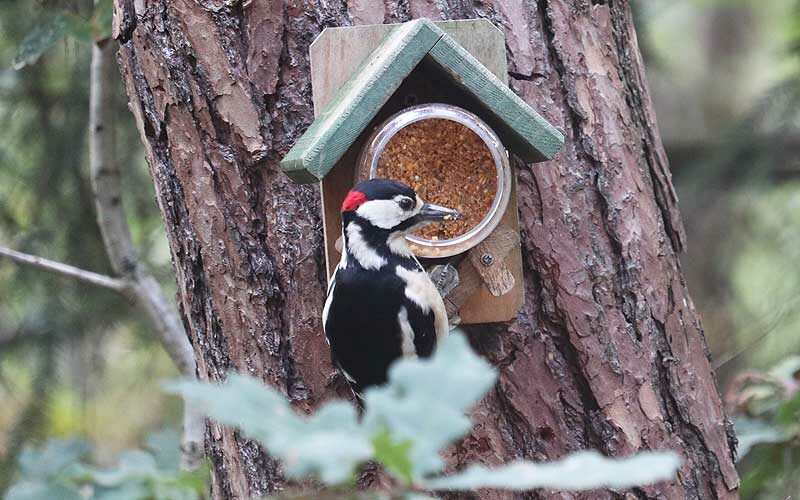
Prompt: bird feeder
<box><xmin>280</xmin><ymin>19</ymin><xmax>564</xmax><ymax>325</ymax></box>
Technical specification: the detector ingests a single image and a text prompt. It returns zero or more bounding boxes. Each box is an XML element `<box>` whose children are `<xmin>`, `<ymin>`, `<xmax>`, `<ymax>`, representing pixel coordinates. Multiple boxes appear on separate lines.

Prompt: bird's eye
<box><xmin>399</xmin><ymin>198</ymin><xmax>414</xmax><ymax>211</ymax></box>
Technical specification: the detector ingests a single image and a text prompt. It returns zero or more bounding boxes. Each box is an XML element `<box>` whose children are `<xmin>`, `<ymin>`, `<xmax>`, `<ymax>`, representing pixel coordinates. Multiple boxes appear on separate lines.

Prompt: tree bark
<box><xmin>113</xmin><ymin>1</ymin><xmax>739</xmax><ymax>499</ymax></box>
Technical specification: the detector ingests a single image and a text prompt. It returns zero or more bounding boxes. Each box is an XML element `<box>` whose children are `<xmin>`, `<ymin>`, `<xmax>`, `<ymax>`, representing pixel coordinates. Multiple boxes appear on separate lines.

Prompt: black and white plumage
<box><xmin>322</xmin><ymin>179</ymin><xmax>460</xmax><ymax>401</ymax></box>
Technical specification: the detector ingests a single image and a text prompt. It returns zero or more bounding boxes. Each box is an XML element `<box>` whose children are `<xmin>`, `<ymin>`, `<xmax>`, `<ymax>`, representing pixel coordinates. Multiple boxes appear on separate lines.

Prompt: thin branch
<box><xmin>90</xmin><ymin>39</ymin><xmax>203</xmax><ymax>469</ymax></box>
<box><xmin>0</xmin><ymin>245</ymin><xmax>128</xmax><ymax>292</ymax></box>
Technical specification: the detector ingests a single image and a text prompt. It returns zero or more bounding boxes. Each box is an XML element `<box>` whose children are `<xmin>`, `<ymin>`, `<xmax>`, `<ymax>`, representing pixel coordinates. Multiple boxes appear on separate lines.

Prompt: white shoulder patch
<box><xmin>345</xmin><ymin>222</ymin><xmax>387</xmax><ymax>270</ymax></box>
<box><xmin>395</xmin><ymin>266</ymin><xmax>436</xmax><ymax>312</ymax></box>
<box><xmin>395</xmin><ymin>266</ymin><xmax>449</xmax><ymax>340</ymax></box>
<box><xmin>397</xmin><ymin>307</ymin><xmax>418</xmax><ymax>357</ymax></box>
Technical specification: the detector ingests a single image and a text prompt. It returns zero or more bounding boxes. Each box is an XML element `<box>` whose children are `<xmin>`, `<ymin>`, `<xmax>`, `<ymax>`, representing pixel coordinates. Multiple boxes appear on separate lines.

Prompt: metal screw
<box><xmin>480</xmin><ymin>253</ymin><xmax>494</xmax><ymax>267</ymax></box>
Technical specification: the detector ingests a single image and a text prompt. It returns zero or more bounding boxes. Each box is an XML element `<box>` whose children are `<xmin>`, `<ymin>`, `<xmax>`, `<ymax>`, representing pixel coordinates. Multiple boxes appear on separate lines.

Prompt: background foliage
<box><xmin>0</xmin><ymin>0</ymin><xmax>798</xmax><ymax>498</ymax></box>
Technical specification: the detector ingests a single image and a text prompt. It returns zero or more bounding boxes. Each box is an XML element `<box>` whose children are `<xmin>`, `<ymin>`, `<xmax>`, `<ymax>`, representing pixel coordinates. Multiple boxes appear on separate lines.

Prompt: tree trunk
<box><xmin>113</xmin><ymin>1</ymin><xmax>739</xmax><ymax>499</ymax></box>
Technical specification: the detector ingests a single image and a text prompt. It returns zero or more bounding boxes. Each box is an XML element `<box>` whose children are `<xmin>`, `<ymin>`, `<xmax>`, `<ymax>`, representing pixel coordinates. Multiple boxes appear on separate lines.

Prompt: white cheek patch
<box><xmin>356</xmin><ymin>199</ymin><xmax>406</xmax><ymax>229</ymax></box>
<box><xmin>345</xmin><ymin>222</ymin><xmax>387</xmax><ymax>270</ymax></box>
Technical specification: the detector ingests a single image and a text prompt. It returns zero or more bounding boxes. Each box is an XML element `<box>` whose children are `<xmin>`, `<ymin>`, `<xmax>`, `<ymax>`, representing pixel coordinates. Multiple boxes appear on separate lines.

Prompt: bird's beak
<box><xmin>417</xmin><ymin>202</ymin><xmax>461</xmax><ymax>222</ymax></box>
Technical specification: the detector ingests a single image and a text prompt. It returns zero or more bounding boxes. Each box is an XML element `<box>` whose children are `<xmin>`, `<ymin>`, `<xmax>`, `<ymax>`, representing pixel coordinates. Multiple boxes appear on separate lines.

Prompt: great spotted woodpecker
<box><xmin>322</xmin><ymin>179</ymin><xmax>460</xmax><ymax>401</ymax></box>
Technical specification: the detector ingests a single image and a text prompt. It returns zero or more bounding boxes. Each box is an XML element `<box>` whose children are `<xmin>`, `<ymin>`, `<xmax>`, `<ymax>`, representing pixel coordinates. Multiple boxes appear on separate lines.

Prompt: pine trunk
<box><xmin>113</xmin><ymin>1</ymin><xmax>739</xmax><ymax>499</ymax></box>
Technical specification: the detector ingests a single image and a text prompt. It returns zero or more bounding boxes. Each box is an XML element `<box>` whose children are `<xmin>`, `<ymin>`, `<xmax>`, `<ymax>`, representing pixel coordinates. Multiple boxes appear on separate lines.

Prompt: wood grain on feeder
<box><xmin>467</xmin><ymin>224</ymin><xmax>518</xmax><ymax>296</ymax></box>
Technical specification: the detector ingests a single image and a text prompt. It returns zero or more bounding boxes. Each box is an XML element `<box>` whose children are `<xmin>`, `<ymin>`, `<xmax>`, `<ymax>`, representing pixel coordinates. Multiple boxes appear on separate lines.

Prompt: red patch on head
<box><xmin>341</xmin><ymin>190</ymin><xmax>368</xmax><ymax>212</ymax></box>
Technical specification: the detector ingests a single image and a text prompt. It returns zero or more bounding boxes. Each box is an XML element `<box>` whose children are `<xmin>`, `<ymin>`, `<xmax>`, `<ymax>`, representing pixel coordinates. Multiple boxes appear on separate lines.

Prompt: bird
<box><xmin>322</xmin><ymin>178</ymin><xmax>461</xmax><ymax>403</ymax></box>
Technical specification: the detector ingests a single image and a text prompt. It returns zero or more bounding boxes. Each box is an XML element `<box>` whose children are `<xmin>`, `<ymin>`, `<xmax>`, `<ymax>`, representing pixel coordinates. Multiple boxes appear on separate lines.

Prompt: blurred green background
<box><xmin>0</xmin><ymin>0</ymin><xmax>798</xmax><ymax>498</ymax></box>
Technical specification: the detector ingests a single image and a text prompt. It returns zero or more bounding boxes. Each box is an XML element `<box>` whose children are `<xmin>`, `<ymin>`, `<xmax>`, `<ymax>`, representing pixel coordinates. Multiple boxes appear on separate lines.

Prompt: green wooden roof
<box><xmin>280</xmin><ymin>19</ymin><xmax>564</xmax><ymax>184</ymax></box>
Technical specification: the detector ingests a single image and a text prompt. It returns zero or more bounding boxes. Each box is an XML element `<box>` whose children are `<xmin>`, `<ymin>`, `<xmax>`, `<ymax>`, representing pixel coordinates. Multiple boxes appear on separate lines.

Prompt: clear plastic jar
<box><xmin>356</xmin><ymin>103</ymin><xmax>511</xmax><ymax>258</ymax></box>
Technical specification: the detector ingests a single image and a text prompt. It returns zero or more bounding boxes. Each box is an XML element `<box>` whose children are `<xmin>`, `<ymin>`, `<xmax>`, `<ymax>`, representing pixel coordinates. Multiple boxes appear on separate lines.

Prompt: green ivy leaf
<box><xmin>370</xmin><ymin>430</ymin><xmax>414</xmax><ymax>486</ymax></box>
<box><xmin>361</xmin><ymin>331</ymin><xmax>497</xmax><ymax>480</ymax></box>
<box><xmin>424</xmin><ymin>450</ymin><xmax>681</xmax><ymax>492</ymax></box>
<box><xmin>165</xmin><ymin>374</ymin><xmax>373</xmax><ymax>485</ymax></box>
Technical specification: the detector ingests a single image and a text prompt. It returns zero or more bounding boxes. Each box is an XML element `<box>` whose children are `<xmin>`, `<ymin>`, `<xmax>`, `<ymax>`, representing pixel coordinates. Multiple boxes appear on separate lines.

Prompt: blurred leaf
<box><xmin>166</xmin><ymin>333</ymin><xmax>679</xmax><ymax>494</ymax></box>
<box><xmin>362</xmin><ymin>331</ymin><xmax>496</xmax><ymax>479</ymax></box>
<box><xmin>169</xmin><ymin>333</ymin><xmax>497</xmax><ymax>485</ymax></box>
<box><xmin>284</xmin><ymin>401</ymin><xmax>371</xmax><ymax>483</ymax></box>
<box><xmin>63</xmin><ymin>446</ymin><xmax>203</xmax><ymax>500</ymax></box>
<box><xmin>733</xmin><ymin>417</ymin><xmax>790</xmax><ymax>460</ymax></box>
<box><xmin>0</xmin><ymin>68</ymin><xmax>18</xmax><ymax>91</ymax></box>
<box><xmin>76</xmin><ymin>450</ymin><xmax>158</xmax><ymax>487</ymax></box>
<box><xmin>91</xmin><ymin>0</ymin><xmax>114</xmax><ymax>41</ymax></box>
<box><xmin>92</xmin><ymin>482</ymin><xmax>149</xmax><ymax>500</ymax></box>
<box><xmin>265</xmin><ymin>493</ymin><xmax>391</xmax><ymax>500</ymax></box>
<box><xmin>151</xmin><ymin>480</ymin><xmax>201</xmax><ymax>500</ymax></box>
<box><xmin>4</xmin><ymin>481</ymin><xmax>82</xmax><ymax>500</ymax></box>
<box><xmin>370</xmin><ymin>430</ymin><xmax>413</xmax><ymax>486</ymax></box>
<box><xmin>774</xmin><ymin>392</ymin><xmax>800</xmax><ymax>426</ymax></box>
<box><xmin>12</xmin><ymin>7</ymin><xmax>104</xmax><ymax>70</ymax></box>
<box><xmin>62</xmin><ymin>14</ymin><xmax>93</xmax><ymax>43</ymax></box>
<box><xmin>13</xmin><ymin>16</ymin><xmax>70</xmax><ymax>70</ymax></box>
<box><xmin>165</xmin><ymin>468</ymin><xmax>209</xmax><ymax>496</ymax></box>
<box><xmin>145</xmin><ymin>429</ymin><xmax>182</xmax><ymax>472</ymax></box>
<box><xmin>17</xmin><ymin>438</ymin><xmax>88</xmax><ymax>480</ymax></box>
<box><xmin>165</xmin><ymin>374</ymin><xmax>372</xmax><ymax>485</ymax></box>
<box><xmin>769</xmin><ymin>355</ymin><xmax>800</xmax><ymax>381</ymax></box>
<box><xmin>424</xmin><ymin>450</ymin><xmax>682</xmax><ymax>492</ymax></box>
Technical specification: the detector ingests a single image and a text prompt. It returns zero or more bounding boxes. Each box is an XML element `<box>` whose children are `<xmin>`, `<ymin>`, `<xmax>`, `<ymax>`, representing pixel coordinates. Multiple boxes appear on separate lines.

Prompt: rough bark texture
<box><xmin>114</xmin><ymin>1</ymin><xmax>739</xmax><ymax>499</ymax></box>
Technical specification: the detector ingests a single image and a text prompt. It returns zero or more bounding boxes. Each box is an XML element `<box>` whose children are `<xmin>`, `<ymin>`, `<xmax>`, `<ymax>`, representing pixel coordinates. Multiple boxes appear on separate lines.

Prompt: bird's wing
<box><xmin>322</xmin><ymin>270</ymin><xmax>335</xmax><ymax>340</ymax></box>
<box><xmin>324</xmin><ymin>266</ymin><xmax>406</xmax><ymax>395</ymax></box>
<box><xmin>431</xmin><ymin>287</ymin><xmax>449</xmax><ymax>340</ymax></box>
<box><xmin>401</xmin><ymin>300</ymin><xmax>437</xmax><ymax>358</ymax></box>
<box><xmin>322</xmin><ymin>252</ymin><xmax>343</xmax><ymax>338</ymax></box>
<box><xmin>323</xmin><ymin>276</ymin><xmax>367</xmax><ymax>402</ymax></box>
<box><xmin>394</xmin><ymin>265</ymin><xmax>448</xmax><ymax>357</ymax></box>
